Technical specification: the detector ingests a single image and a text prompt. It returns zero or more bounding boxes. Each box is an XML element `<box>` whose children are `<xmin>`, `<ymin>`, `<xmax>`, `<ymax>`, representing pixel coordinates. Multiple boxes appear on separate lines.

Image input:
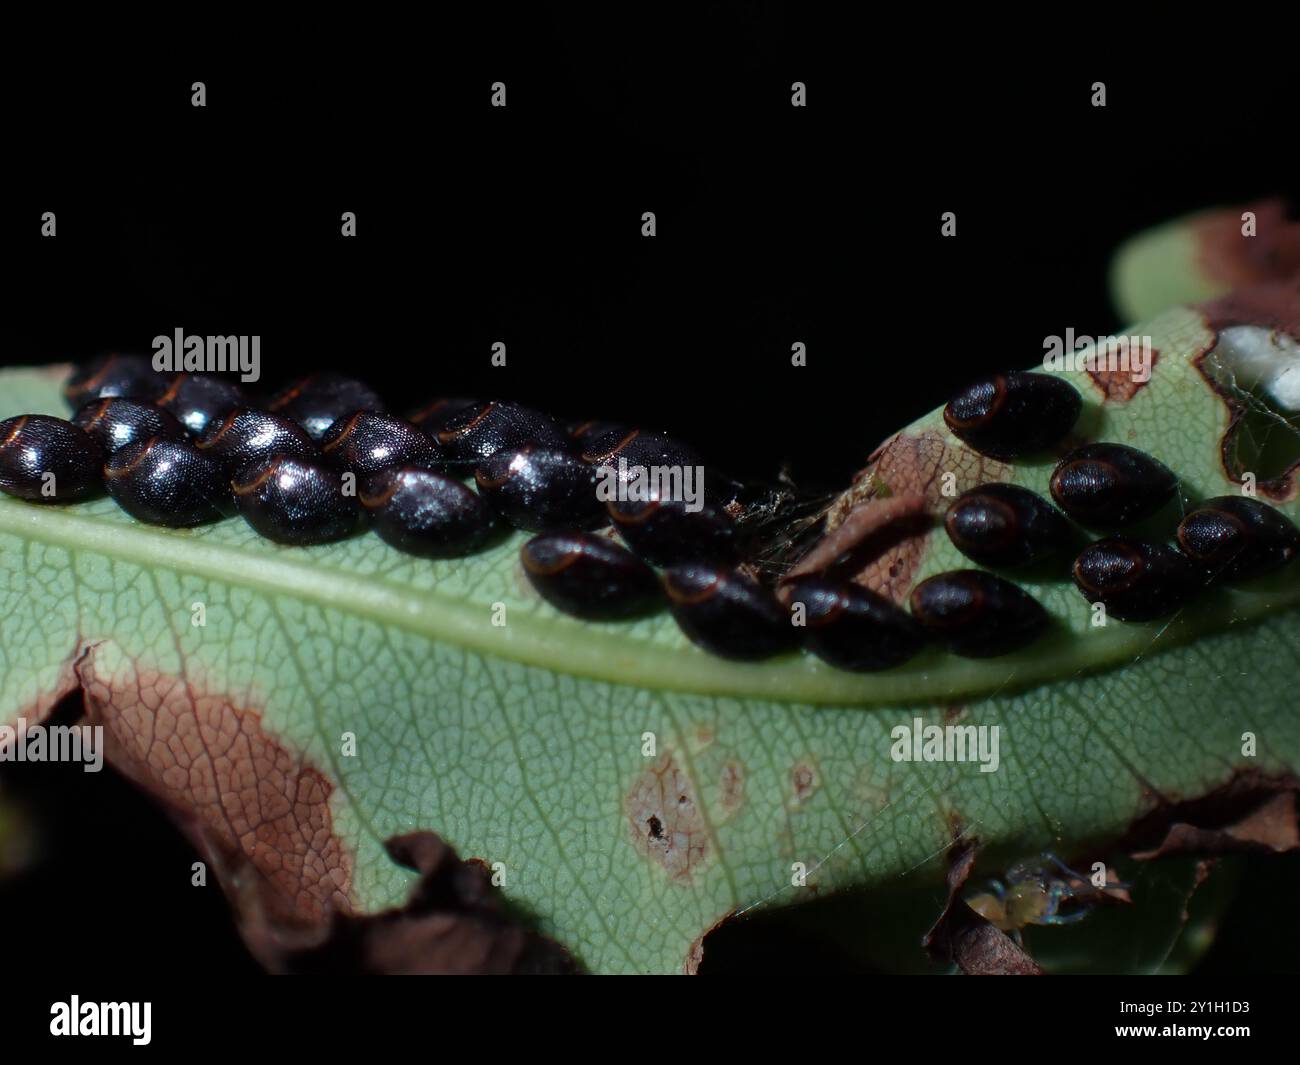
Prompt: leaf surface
<box><xmin>2</xmin><ymin>299</ymin><xmax>1298</xmax><ymax>972</ymax></box>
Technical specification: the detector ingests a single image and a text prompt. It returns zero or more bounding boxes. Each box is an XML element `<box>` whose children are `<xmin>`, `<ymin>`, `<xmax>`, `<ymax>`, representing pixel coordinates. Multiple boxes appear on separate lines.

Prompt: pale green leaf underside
<box><xmin>1109</xmin><ymin>209</ymin><xmax>1232</xmax><ymax>324</ymax></box>
<box><xmin>2</xmin><ymin>304</ymin><xmax>1298</xmax><ymax>972</ymax></box>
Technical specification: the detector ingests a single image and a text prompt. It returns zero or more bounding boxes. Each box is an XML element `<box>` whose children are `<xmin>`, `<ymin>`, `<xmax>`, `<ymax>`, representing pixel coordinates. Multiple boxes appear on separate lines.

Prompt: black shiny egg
<box><xmin>943</xmin><ymin>372</ymin><xmax>1082</xmax><ymax>459</ymax></box>
<box><xmin>944</xmin><ymin>483</ymin><xmax>1073</xmax><ymax>567</ymax></box>
<box><xmin>607</xmin><ymin>496</ymin><xmax>737</xmax><ymax>567</ymax></box>
<box><xmin>475</xmin><ymin>446</ymin><xmax>605</xmax><ymax>531</ymax></box>
<box><xmin>569</xmin><ymin>419</ymin><xmax>628</xmax><ymax>448</ymax></box>
<box><xmin>909</xmin><ymin>570</ymin><xmax>1050</xmax><ymax>657</ymax></box>
<box><xmin>581</xmin><ymin>427</ymin><xmax>742</xmax><ymax>508</ymax></box>
<box><xmin>268</xmin><ymin>372</ymin><xmax>386</xmax><ymax>440</ymax></box>
<box><xmin>662</xmin><ymin>564</ymin><xmax>801</xmax><ymax>660</ymax></box>
<box><xmin>1177</xmin><ymin>496</ymin><xmax>1300</xmax><ymax>582</ymax></box>
<box><xmin>64</xmin><ymin>353</ymin><xmax>165</xmax><ymax>409</ymax></box>
<box><xmin>197</xmin><ymin>408</ymin><xmax>319</xmax><ymax>478</ymax></box>
<box><xmin>1049</xmin><ymin>443</ymin><xmax>1177</xmax><ymax>528</ymax></box>
<box><xmin>360</xmin><ymin>467</ymin><xmax>499</xmax><ymax>558</ymax></box>
<box><xmin>73</xmin><ymin>397</ymin><xmax>188</xmax><ymax>455</ymax></box>
<box><xmin>321</xmin><ymin>411</ymin><xmax>446</xmax><ymax>476</ymax></box>
<box><xmin>521</xmin><ymin>531</ymin><xmax>662</xmax><ymax>620</ymax></box>
<box><xmin>436</xmin><ymin>401</ymin><xmax>571</xmax><ymax>466</ymax></box>
<box><xmin>232</xmin><ymin>456</ymin><xmax>360</xmax><ymax>545</ymax></box>
<box><xmin>407</xmin><ymin>397</ymin><xmax>481</xmax><ymax>437</ymax></box>
<box><xmin>104</xmin><ymin>436</ymin><xmax>230</xmax><ymax>526</ymax></box>
<box><xmin>783</xmin><ymin>576</ymin><xmax>927</xmax><ymax>671</ymax></box>
<box><xmin>157</xmin><ymin>373</ymin><xmax>248</xmax><ymax>438</ymax></box>
<box><xmin>0</xmin><ymin>415</ymin><xmax>104</xmax><ymax>503</ymax></box>
<box><xmin>1072</xmin><ymin>537</ymin><xmax>1207</xmax><ymax>621</ymax></box>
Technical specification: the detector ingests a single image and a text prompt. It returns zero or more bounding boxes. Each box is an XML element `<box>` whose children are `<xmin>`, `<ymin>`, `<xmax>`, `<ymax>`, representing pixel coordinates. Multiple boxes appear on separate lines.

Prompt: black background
<box><xmin>6</xmin><ymin>9</ymin><xmax>1298</xmax><ymax>491</ymax></box>
<box><xmin>2</xmin><ymin>5</ymin><xmax>1300</xmax><ymax>983</ymax></box>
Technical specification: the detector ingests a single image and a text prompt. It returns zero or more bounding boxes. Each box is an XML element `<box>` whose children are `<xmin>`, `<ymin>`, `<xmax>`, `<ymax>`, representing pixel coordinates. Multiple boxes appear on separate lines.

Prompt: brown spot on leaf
<box><xmin>255</xmin><ymin>832</ymin><xmax>579</xmax><ymax>974</ymax></box>
<box><xmin>75</xmin><ymin>646</ymin><xmax>354</xmax><ymax>930</ymax></box>
<box><xmin>792</xmin><ymin>762</ymin><xmax>817</xmax><ymax>803</ymax></box>
<box><xmin>1193</xmin><ymin>199</ymin><xmax>1300</xmax><ymax>290</ymax></box>
<box><xmin>922</xmin><ymin>837</ymin><xmax>1044</xmax><ymax>975</ymax></box>
<box><xmin>816</xmin><ymin>432</ymin><xmax>1011</xmax><ymax>604</ymax></box>
<box><xmin>626</xmin><ymin>752</ymin><xmax>707</xmax><ymax>883</ymax></box>
<box><xmin>1088</xmin><ymin>344</ymin><xmax>1159</xmax><ymax>402</ymax></box>
<box><xmin>720</xmin><ymin>761</ymin><xmax>744</xmax><ymax>817</ymax></box>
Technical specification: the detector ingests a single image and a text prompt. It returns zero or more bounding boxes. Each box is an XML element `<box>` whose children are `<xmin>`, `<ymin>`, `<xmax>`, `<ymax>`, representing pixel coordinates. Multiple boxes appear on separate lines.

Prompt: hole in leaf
<box><xmin>1199</xmin><ymin>326</ymin><xmax>1300</xmax><ymax>491</ymax></box>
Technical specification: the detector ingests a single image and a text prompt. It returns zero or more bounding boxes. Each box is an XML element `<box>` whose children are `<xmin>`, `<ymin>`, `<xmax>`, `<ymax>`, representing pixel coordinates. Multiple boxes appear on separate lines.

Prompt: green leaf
<box><xmin>2</xmin><ymin>297</ymin><xmax>1298</xmax><ymax>972</ymax></box>
<box><xmin>1110</xmin><ymin>207</ymin><xmax>1234</xmax><ymax>323</ymax></box>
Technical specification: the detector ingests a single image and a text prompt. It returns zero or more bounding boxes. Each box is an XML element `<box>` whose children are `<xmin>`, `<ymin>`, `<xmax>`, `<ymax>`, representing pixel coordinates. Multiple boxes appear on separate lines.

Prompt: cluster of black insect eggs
<box><xmin>932</xmin><ymin>370</ymin><xmax>1300</xmax><ymax>645</ymax></box>
<box><xmin>0</xmin><ymin>353</ymin><xmax>802</xmax><ymax>665</ymax></box>
<box><xmin>3</xmin><ymin>354</ymin><xmax>1297</xmax><ymax>675</ymax></box>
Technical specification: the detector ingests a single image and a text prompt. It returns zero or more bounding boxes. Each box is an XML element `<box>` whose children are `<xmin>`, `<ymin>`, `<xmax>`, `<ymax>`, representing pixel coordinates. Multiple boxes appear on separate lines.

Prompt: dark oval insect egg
<box><xmin>521</xmin><ymin>531</ymin><xmax>662</xmax><ymax>620</ymax></box>
<box><xmin>157</xmin><ymin>373</ymin><xmax>248</xmax><ymax>438</ymax></box>
<box><xmin>268</xmin><ymin>372</ymin><xmax>386</xmax><ymax>440</ymax></box>
<box><xmin>104</xmin><ymin>436</ymin><xmax>230</xmax><ymax>526</ymax></box>
<box><xmin>360</xmin><ymin>467</ymin><xmax>498</xmax><ymax>558</ymax></box>
<box><xmin>1177</xmin><ymin>496</ymin><xmax>1300</xmax><ymax>582</ymax></box>
<box><xmin>475</xmin><ymin>446</ymin><xmax>605</xmax><ymax>531</ymax></box>
<box><xmin>909</xmin><ymin>570</ymin><xmax>1050</xmax><ymax>657</ymax></box>
<box><xmin>0</xmin><ymin>415</ymin><xmax>104</xmax><ymax>503</ymax></box>
<box><xmin>1072</xmin><ymin>537</ymin><xmax>1207</xmax><ymax>621</ymax></box>
<box><xmin>581</xmin><ymin>427</ymin><xmax>743</xmax><ymax>509</ymax></box>
<box><xmin>232</xmin><ymin>456</ymin><xmax>360</xmax><ymax>545</ymax></box>
<box><xmin>662</xmin><ymin>564</ymin><xmax>801</xmax><ymax>660</ymax></box>
<box><xmin>569</xmin><ymin>419</ymin><xmax>628</xmax><ymax>448</ymax></box>
<box><xmin>607</xmin><ymin>495</ymin><xmax>737</xmax><ymax>567</ymax></box>
<box><xmin>944</xmin><ymin>482</ymin><xmax>1073</xmax><ymax>567</ymax></box>
<box><xmin>407</xmin><ymin>397</ymin><xmax>481</xmax><ymax>437</ymax></box>
<box><xmin>321</xmin><ymin>411</ymin><xmax>446</xmax><ymax>476</ymax></box>
<box><xmin>782</xmin><ymin>576</ymin><xmax>927</xmax><ymax>671</ymax></box>
<box><xmin>1049</xmin><ymin>442</ymin><xmax>1177</xmax><ymax>528</ymax></box>
<box><xmin>943</xmin><ymin>371</ymin><xmax>1082</xmax><ymax>459</ymax></box>
<box><xmin>436</xmin><ymin>400</ymin><xmax>572</xmax><ymax>466</ymax></box>
<box><xmin>581</xmin><ymin>427</ymin><xmax>695</xmax><ymax>468</ymax></box>
<box><xmin>64</xmin><ymin>353</ymin><xmax>165</xmax><ymax>409</ymax></box>
<box><xmin>73</xmin><ymin>397</ymin><xmax>188</xmax><ymax>455</ymax></box>
<box><xmin>197</xmin><ymin>408</ymin><xmax>319</xmax><ymax>478</ymax></box>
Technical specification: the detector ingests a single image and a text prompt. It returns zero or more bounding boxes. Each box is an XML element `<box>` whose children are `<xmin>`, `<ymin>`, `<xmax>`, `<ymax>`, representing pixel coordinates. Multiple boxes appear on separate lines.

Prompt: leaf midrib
<box><xmin>4</xmin><ymin>494</ymin><xmax>1296</xmax><ymax>707</ymax></box>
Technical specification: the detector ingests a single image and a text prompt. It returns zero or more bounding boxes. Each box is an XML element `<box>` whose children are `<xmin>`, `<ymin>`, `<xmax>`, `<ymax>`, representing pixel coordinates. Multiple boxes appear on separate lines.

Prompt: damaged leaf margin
<box><xmin>923</xmin><ymin>768</ymin><xmax>1300</xmax><ymax>975</ymax></box>
<box><xmin>2</xmin><ymin>639</ymin><xmax>577</xmax><ymax>973</ymax></box>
